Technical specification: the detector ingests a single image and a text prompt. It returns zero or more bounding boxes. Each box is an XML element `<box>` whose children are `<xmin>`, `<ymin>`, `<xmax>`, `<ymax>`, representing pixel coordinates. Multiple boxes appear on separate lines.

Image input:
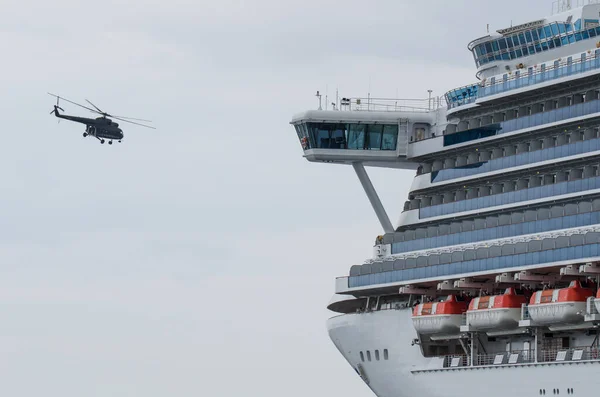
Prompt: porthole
<box><xmin>367</xmin><ymin>351</ymin><xmax>371</xmax><ymax>362</ymax></box>
<box><xmin>384</xmin><ymin>349</ymin><xmax>389</xmax><ymax>360</ymax></box>
<box><xmin>360</xmin><ymin>351</ymin><xmax>365</xmax><ymax>362</ymax></box>
<box><xmin>375</xmin><ymin>350</ymin><xmax>380</xmax><ymax>361</ymax></box>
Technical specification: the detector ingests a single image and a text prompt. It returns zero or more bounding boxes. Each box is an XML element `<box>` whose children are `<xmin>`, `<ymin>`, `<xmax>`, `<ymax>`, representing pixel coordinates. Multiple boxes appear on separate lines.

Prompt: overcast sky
<box><xmin>0</xmin><ymin>0</ymin><xmax>553</xmax><ymax>396</ymax></box>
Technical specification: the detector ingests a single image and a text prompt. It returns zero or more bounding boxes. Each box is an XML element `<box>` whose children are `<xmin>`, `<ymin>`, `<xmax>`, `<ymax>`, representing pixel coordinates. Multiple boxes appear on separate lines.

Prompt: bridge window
<box><xmin>305</xmin><ymin>122</ymin><xmax>398</xmax><ymax>151</ymax></box>
<box><xmin>368</xmin><ymin>125</ymin><xmax>383</xmax><ymax>151</ymax></box>
<box><xmin>348</xmin><ymin>124</ymin><xmax>366</xmax><ymax>149</ymax></box>
<box><xmin>382</xmin><ymin>126</ymin><xmax>398</xmax><ymax>150</ymax></box>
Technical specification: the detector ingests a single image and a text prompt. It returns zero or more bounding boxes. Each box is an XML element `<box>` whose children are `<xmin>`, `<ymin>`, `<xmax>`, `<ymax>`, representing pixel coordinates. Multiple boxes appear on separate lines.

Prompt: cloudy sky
<box><xmin>0</xmin><ymin>0</ymin><xmax>552</xmax><ymax>395</ymax></box>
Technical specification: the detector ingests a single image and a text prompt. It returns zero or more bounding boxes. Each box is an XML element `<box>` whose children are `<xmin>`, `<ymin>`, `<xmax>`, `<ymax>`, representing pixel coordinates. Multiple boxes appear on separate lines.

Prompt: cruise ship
<box><xmin>291</xmin><ymin>1</ymin><xmax>600</xmax><ymax>396</ymax></box>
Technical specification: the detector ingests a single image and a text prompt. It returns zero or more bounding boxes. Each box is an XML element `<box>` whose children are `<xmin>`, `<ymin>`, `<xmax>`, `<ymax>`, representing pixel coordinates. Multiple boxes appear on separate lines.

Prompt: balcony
<box><xmin>480</xmin><ymin>50</ymin><xmax>600</xmax><ymax>99</ymax></box>
<box><xmin>445</xmin><ymin>49</ymin><xmax>600</xmax><ymax>111</ymax></box>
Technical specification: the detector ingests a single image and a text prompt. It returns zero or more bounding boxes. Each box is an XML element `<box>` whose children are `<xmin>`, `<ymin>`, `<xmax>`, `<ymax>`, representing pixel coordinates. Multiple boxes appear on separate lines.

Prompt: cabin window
<box><xmin>384</xmin><ymin>349</ymin><xmax>389</xmax><ymax>360</ymax></box>
<box><xmin>375</xmin><ymin>350</ymin><xmax>380</xmax><ymax>361</ymax></box>
<box><xmin>360</xmin><ymin>351</ymin><xmax>365</xmax><ymax>362</ymax></box>
<box><xmin>367</xmin><ymin>351</ymin><xmax>372</xmax><ymax>361</ymax></box>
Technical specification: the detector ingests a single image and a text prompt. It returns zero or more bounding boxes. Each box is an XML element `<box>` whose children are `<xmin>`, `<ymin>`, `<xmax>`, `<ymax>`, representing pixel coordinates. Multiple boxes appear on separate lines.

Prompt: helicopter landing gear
<box><xmin>100</xmin><ymin>139</ymin><xmax>105</xmax><ymax>144</ymax></box>
<box><xmin>118</xmin><ymin>140</ymin><xmax>122</xmax><ymax>143</ymax></box>
<box><xmin>109</xmin><ymin>140</ymin><xmax>113</xmax><ymax>145</ymax></box>
<box><xmin>83</xmin><ymin>132</ymin><xmax>88</xmax><ymax>137</ymax></box>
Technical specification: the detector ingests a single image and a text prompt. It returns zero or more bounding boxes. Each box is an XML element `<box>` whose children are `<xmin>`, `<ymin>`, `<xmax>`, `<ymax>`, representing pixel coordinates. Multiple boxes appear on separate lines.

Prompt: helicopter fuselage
<box><xmin>53</xmin><ymin>108</ymin><xmax>124</xmax><ymax>140</ymax></box>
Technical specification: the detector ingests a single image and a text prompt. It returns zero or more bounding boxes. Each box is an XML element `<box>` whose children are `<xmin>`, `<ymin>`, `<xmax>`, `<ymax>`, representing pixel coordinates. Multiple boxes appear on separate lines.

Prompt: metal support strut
<box><xmin>352</xmin><ymin>162</ymin><xmax>395</xmax><ymax>234</ymax></box>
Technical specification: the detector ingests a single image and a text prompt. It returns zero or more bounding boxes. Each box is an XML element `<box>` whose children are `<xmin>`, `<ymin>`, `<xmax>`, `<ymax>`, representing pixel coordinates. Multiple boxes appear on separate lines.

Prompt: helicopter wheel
<box><xmin>109</xmin><ymin>140</ymin><xmax>113</xmax><ymax>145</ymax></box>
<box><xmin>83</xmin><ymin>132</ymin><xmax>88</xmax><ymax>137</ymax></box>
<box><xmin>118</xmin><ymin>140</ymin><xmax>122</xmax><ymax>143</ymax></box>
<box><xmin>100</xmin><ymin>139</ymin><xmax>105</xmax><ymax>144</ymax></box>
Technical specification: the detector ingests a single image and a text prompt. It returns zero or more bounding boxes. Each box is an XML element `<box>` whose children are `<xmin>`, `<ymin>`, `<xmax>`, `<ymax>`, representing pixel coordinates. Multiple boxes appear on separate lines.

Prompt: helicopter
<box><xmin>48</xmin><ymin>93</ymin><xmax>155</xmax><ymax>144</ymax></box>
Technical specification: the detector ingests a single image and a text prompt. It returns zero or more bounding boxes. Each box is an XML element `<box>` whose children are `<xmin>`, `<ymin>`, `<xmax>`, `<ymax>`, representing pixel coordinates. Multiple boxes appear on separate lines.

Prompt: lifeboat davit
<box><xmin>466</xmin><ymin>288</ymin><xmax>527</xmax><ymax>331</ymax></box>
<box><xmin>412</xmin><ymin>295</ymin><xmax>467</xmax><ymax>335</ymax></box>
<box><xmin>593</xmin><ymin>288</ymin><xmax>600</xmax><ymax>314</ymax></box>
<box><xmin>528</xmin><ymin>280</ymin><xmax>593</xmax><ymax>325</ymax></box>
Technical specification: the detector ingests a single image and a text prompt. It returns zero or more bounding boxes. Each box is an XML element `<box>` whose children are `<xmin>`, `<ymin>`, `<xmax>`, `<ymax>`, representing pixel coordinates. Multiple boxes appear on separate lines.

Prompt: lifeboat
<box><xmin>412</xmin><ymin>295</ymin><xmax>467</xmax><ymax>335</ymax></box>
<box><xmin>528</xmin><ymin>280</ymin><xmax>593</xmax><ymax>325</ymax></box>
<box><xmin>466</xmin><ymin>288</ymin><xmax>527</xmax><ymax>331</ymax></box>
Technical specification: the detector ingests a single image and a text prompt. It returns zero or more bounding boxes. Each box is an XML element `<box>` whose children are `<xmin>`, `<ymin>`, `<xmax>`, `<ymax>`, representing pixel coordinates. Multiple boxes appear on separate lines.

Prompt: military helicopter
<box><xmin>48</xmin><ymin>93</ymin><xmax>155</xmax><ymax>144</ymax></box>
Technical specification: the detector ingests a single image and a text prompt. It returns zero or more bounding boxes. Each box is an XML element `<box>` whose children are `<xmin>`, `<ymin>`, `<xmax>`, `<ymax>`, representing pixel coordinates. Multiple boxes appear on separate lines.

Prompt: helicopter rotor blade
<box><xmin>110</xmin><ymin>115</ymin><xmax>153</xmax><ymax>123</ymax></box>
<box><xmin>111</xmin><ymin>116</ymin><xmax>156</xmax><ymax>129</ymax></box>
<box><xmin>85</xmin><ymin>99</ymin><xmax>105</xmax><ymax>115</ymax></box>
<box><xmin>48</xmin><ymin>93</ymin><xmax>101</xmax><ymax>115</ymax></box>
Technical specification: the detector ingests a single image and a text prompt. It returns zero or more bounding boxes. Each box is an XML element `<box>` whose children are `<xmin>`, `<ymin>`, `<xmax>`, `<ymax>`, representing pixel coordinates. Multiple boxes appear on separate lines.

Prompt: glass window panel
<box><xmin>347</xmin><ymin>124</ymin><xmax>366</xmax><ymax>149</ymax></box>
<box><xmin>382</xmin><ymin>125</ymin><xmax>398</xmax><ymax>150</ymax></box>
<box><xmin>367</xmin><ymin>125</ymin><xmax>383</xmax><ymax>150</ymax></box>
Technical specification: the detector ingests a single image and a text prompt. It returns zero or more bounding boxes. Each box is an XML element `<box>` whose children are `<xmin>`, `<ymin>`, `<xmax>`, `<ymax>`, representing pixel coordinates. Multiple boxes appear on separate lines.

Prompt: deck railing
<box><xmin>445</xmin><ymin>49</ymin><xmax>600</xmax><ymax>110</ymax></box>
<box><xmin>334</xmin><ymin>97</ymin><xmax>442</xmax><ymax>113</ymax></box>
<box><xmin>441</xmin><ymin>346</ymin><xmax>599</xmax><ymax>369</ymax></box>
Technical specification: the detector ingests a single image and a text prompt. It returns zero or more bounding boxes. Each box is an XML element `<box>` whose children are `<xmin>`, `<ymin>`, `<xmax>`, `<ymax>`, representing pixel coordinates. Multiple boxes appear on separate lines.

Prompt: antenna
<box><xmin>428</xmin><ymin>90</ymin><xmax>433</xmax><ymax>110</ymax></box>
<box><xmin>368</xmin><ymin>76</ymin><xmax>372</xmax><ymax>111</ymax></box>
<box><xmin>487</xmin><ymin>24</ymin><xmax>489</xmax><ymax>34</ymax></box>
<box><xmin>316</xmin><ymin>90</ymin><xmax>322</xmax><ymax>110</ymax></box>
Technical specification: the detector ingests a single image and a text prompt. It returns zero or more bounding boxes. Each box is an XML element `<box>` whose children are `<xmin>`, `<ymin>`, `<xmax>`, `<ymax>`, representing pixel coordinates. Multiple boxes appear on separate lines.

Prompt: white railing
<box><xmin>335</xmin><ymin>97</ymin><xmax>442</xmax><ymax>113</ymax></box>
<box><xmin>439</xmin><ymin>346</ymin><xmax>599</xmax><ymax>369</ymax></box>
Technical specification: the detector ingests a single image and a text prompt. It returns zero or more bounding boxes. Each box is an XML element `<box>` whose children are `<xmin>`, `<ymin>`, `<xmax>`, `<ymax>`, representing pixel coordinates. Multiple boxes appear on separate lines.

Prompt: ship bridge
<box><xmin>290</xmin><ymin>97</ymin><xmax>443</xmax><ymax>169</ymax></box>
<box><xmin>290</xmin><ymin>96</ymin><xmax>445</xmax><ymax>233</ymax></box>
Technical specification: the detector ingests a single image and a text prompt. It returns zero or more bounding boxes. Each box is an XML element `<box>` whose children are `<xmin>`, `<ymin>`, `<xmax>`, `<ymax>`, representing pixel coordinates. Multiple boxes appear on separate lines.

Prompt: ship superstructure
<box><xmin>291</xmin><ymin>1</ymin><xmax>600</xmax><ymax>396</ymax></box>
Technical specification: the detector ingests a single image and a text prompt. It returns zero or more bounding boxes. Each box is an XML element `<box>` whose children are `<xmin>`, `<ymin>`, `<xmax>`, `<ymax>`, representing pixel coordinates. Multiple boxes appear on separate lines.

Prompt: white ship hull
<box><xmin>328</xmin><ymin>309</ymin><xmax>600</xmax><ymax>397</ymax></box>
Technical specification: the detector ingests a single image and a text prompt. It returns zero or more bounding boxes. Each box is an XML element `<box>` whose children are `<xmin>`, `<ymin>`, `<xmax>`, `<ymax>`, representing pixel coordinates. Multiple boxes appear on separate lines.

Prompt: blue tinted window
<box><xmin>559</xmin><ymin>23</ymin><xmax>567</xmax><ymax>34</ymax></box>
<box><xmin>382</xmin><ymin>126</ymin><xmax>398</xmax><ymax>150</ymax></box>
<box><xmin>525</xmin><ymin>31</ymin><xmax>533</xmax><ymax>42</ymax></box>
<box><xmin>367</xmin><ymin>125</ymin><xmax>383</xmax><ymax>150</ymax></box>
<box><xmin>347</xmin><ymin>124</ymin><xmax>366</xmax><ymax>149</ymax></box>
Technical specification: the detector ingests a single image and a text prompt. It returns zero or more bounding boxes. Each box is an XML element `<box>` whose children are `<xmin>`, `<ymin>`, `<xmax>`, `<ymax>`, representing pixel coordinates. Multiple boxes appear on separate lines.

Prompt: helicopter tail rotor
<box><xmin>50</xmin><ymin>96</ymin><xmax>64</xmax><ymax>118</ymax></box>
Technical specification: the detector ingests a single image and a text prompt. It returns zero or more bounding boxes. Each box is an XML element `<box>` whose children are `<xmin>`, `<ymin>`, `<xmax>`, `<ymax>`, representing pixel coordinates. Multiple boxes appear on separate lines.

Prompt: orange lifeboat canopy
<box><xmin>468</xmin><ymin>288</ymin><xmax>527</xmax><ymax>311</ymax></box>
<box><xmin>529</xmin><ymin>280</ymin><xmax>593</xmax><ymax>305</ymax></box>
<box><xmin>413</xmin><ymin>295</ymin><xmax>467</xmax><ymax>316</ymax></box>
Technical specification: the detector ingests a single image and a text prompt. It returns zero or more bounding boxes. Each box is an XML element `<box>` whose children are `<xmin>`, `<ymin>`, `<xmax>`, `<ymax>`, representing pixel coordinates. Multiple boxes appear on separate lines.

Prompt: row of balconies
<box><xmin>418</xmin><ymin>127</ymin><xmax>599</xmax><ymax>175</ymax></box>
<box><xmin>444</xmin><ymin>89</ymin><xmax>600</xmax><ymax>136</ymax></box>
<box><xmin>405</xmin><ymin>163</ymin><xmax>600</xmax><ymax>211</ymax></box>
<box><xmin>391</xmin><ymin>198</ymin><xmax>600</xmax><ymax>243</ymax></box>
